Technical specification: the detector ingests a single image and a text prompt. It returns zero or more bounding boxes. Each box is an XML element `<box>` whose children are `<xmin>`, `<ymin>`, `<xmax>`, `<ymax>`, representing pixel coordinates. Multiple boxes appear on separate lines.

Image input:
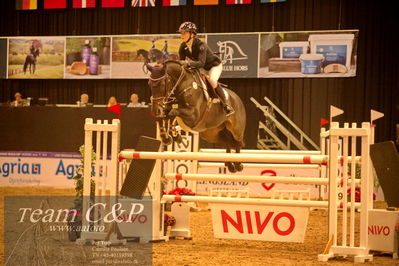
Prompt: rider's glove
<box><xmin>180</xmin><ymin>60</ymin><xmax>190</xmax><ymax>68</ymax></box>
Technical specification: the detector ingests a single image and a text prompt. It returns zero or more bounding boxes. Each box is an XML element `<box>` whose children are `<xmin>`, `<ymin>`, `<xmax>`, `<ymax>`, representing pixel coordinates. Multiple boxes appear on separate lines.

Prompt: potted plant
<box><xmin>68</xmin><ymin>145</ymin><xmax>96</xmax><ymax>241</ymax></box>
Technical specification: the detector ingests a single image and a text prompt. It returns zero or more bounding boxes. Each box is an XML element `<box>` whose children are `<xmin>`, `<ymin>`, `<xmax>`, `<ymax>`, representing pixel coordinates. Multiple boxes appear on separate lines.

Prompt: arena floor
<box><xmin>0</xmin><ymin>186</ymin><xmax>396</xmax><ymax>266</ymax></box>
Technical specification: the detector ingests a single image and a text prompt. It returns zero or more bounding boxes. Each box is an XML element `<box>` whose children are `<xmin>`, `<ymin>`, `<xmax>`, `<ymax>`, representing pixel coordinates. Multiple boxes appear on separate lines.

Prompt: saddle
<box><xmin>189</xmin><ymin>68</ymin><xmax>228</xmax><ymax>100</ymax></box>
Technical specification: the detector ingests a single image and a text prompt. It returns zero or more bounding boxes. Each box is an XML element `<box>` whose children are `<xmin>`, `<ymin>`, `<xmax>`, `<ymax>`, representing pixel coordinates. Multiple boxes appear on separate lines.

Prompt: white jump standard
<box><xmin>80</xmin><ymin>118</ymin><xmax>374</xmax><ymax>263</ymax></box>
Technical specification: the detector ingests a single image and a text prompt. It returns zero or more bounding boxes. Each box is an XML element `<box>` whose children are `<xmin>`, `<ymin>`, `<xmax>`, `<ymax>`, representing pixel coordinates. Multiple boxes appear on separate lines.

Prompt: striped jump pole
<box><xmin>165</xmin><ymin>173</ymin><xmax>328</xmax><ymax>185</ymax></box>
<box><xmin>199</xmin><ymin>148</ymin><xmax>322</xmax><ymax>155</ymax></box>
<box><xmin>164</xmin><ymin>173</ymin><xmax>361</xmax><ymax>186</ymax></box>
<box><xmin>198</xmin><ymin>162</ymin><xmax>320</xmax><ymax>169</ymax></box>
<box><xmin>161</xmin><ymin>195</ymin><xmax>361</xmax><ymax>209</ymax></box>
<box><xmin>119</xmin><ymin>151</ymin><xmax>329</xmax><ymax>164</ymax></box>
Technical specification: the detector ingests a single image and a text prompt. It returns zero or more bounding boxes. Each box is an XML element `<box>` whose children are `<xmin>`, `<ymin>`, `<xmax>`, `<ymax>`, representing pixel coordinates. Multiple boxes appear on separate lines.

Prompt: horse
<box><xmin>146</xmin><ymin>61</ymin><xmax>246</xmax><ymax>173</ymax></box>
<box><xmin>23</xmin><ymin>49</ymin><xmax>40</xmax><ymax>75</ymax></box>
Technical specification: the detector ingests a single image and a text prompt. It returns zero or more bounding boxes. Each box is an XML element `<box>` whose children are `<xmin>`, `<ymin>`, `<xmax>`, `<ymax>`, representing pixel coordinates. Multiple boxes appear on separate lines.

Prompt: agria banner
<box><xmin>0</xmin><ymin>151</ymin><xmax>81</xmax><ymax>187</ymax></box>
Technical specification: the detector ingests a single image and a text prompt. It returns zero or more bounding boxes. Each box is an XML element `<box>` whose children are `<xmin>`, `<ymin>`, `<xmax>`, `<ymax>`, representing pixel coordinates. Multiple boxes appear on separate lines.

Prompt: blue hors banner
<box><xmin>207</xmin><ymin>34</ymin><xmax>259</xmax><ymax>78</ymax></box>
<box><xmin>0</xmin><ymin>30</ymin><xmax>358</xmax><ymax>79</ymax></box>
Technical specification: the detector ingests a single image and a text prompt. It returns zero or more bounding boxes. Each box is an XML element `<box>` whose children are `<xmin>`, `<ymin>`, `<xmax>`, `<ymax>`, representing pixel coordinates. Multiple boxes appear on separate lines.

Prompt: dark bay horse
<box><xmin>23</xmin><ymin>49</ymin><xmax>40</xmax><ymax>75</ymax></box>
<box><xmin>146</xmin><ymin>61</ymin><xmax>246</xmax><ymax>172</ymax></box>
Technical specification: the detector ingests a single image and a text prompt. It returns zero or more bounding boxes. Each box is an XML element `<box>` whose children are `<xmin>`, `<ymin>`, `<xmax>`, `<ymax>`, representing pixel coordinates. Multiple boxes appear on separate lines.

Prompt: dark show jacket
<box><xmin>178</xmin><ymin>38</ymin><xmax>221</xmax><ymax>71</ymax></box>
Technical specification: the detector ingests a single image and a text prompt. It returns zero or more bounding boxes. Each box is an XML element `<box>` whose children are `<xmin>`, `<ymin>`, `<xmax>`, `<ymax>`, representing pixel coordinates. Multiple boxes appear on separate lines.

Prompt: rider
<box><xmin>177</xmin><ymin>21</ymin><xmax>235</xmax><ymax>116</ymax></box>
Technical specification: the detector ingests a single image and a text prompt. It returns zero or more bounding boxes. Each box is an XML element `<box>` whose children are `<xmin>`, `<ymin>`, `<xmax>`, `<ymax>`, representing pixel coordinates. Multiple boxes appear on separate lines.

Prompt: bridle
<box><xmin>149</xmin><ymin>64</ymin><xmax>187</xmax><ymax>112</ymax></box>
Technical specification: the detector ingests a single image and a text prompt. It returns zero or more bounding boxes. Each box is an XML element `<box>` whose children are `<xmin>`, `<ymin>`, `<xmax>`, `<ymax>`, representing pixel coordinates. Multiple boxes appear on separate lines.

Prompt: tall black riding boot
<box><xmin>215</xmin><ymin>85</ymin><xmax>235</xmax><ymax>117</ymax></box>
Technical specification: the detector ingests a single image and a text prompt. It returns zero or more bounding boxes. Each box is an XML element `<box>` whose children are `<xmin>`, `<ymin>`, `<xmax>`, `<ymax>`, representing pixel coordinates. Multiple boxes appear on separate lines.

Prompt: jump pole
<box><xmin>119</xmin><ymin>151</ymin><xmax>328</xmax><ymax>164</ymax></box>
<box><xmin>197</xmin><ymin>162</ymin><xmax>320</xmax><ymax>169</ymax></box>
<box><xmin>161</xmin><ymin>195</ymin><xmax>361</xmax><ymax>209</ymax></box>
<box><xmin>164</xmin><ymin>173</ymin><xmax>360</xmax><ymax>186</ymax></box>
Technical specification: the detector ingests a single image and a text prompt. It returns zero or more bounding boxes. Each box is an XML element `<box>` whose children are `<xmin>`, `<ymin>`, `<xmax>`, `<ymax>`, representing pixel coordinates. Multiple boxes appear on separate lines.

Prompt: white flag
<box><xmin>370</xmin><ymin>109</ymin><xmax>384</xmax><ymax>122</ymax></box>
<box><xmin>330</xmin><ymin>105</ymin><xmax>344</xmax><ymax>119</ymax></box>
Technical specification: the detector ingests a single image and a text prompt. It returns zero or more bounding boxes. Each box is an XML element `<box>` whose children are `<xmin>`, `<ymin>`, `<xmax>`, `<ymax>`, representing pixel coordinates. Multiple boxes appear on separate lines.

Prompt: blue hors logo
<box><xmin>0</xmin><ymin>158</ymin><xmax>41</xmax><ymax>177</ymax></box>
<box><xmin>217</xmin><ymin>40</ymin><xmax>248</xmax><ymax>65</ymax></box>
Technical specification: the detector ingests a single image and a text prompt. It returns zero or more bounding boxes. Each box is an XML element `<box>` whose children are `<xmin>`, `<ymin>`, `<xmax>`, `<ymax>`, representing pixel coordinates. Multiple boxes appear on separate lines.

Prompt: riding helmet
<box><xmin>178</xmin><ymin>22</ymin><xmax>198</xmax><ymax>34</ymax></box>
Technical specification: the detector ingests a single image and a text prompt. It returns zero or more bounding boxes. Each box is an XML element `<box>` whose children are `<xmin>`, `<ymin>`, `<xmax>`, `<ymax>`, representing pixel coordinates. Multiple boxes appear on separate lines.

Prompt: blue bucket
<box><xmin>299</xmin><ymin>54</ymin><xmax>324</xmax><ymax>74</ymax></box>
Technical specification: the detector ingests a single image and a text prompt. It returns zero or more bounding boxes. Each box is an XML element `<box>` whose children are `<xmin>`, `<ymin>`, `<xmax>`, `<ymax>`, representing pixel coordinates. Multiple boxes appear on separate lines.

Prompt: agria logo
<box><xmin>217</xmin><ymin>41</ymin><xmax>248</xmax><ymax>65</ymax></box>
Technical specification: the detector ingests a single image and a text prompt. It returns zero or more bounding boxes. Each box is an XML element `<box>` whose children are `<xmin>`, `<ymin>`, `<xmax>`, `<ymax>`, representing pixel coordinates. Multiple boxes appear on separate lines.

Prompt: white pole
<box><xmin>120</xmin><ymin>151</ymin><xmax>329</xmax><ymax>164</ymax></box>
<box><xmin>161</xmin><ymin>195</ymin><xmax>361</xmax><ymax>209</ymax></box>
<box><xmin>198</xmin><ymin>162</ymin><xmax>320</xmax><ymax>169</ymax></box>
<box><xmin>329</xmin><ymin>122</ymin><xmax>339</xmax><ymax>246</ymax></box>
<box><xmin>199</xmin><ymin>149</ymin><xmax>321</xmax><ymax>155</ymax></box>
<box><xmin>165</xmin><ymin>173</ymin><xmax>329</xmax><ymax>185</ymax></box>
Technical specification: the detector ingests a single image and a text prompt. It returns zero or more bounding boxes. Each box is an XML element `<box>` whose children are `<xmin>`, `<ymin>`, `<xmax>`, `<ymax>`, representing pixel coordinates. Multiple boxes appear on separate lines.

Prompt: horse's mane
<box><xmin>164</xmin><ymin>60</ymin><xmax>182</xmax><ymax>66</ymax></box>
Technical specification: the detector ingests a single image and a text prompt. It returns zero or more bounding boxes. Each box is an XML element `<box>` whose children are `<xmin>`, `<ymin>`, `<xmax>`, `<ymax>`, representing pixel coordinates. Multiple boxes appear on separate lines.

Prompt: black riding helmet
<box><xmin>177</xmin><ymin>22</ymin><xmax>198</xmax><ymax>34</ymax></box>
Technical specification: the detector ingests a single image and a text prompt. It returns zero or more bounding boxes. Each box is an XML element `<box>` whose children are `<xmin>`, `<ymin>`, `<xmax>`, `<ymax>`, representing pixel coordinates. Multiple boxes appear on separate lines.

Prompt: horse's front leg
<box><xmin>157</xmin><ymin>118</ymin><xmax>172</xmax><ymax>145</ymax></box>
<box><xmin>170</xmin><ymin>118</ymin><xmax>182</xmax><ymax>144</ymax></box>
<box><xmin>233</xmin><ymin>146</ymin><xmax>244</xmax><ymax>172</ymax></box>
<box><xmin>224</xmin><ymin>148</ymin><xmax>237</xmax><ymax>173</ymax></box>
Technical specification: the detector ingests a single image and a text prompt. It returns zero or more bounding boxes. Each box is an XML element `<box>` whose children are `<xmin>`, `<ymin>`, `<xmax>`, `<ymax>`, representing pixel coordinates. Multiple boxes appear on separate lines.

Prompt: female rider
<box><xmin>178</xmin><ymin>21</ymin><xmax>234</xmax><ymax>116</ymax></box>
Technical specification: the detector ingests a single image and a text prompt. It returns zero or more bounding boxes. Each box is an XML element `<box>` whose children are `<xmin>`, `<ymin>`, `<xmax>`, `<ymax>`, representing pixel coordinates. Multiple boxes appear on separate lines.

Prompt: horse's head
<box><xmin>146</xmin><ymin>61</ymin><xmax>186</xmax><ymax>118</ymax></box>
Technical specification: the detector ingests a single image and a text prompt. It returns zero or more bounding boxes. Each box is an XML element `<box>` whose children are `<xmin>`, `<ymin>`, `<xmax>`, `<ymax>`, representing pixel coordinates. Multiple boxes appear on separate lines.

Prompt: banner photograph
<box><xmin>65</xmin><ymin>37</ymin><xmax>111</xmax><ymax>79</ymax></box>
<box><xmin>207</xmin><ymin>34</ymin><xmax>258</xmax><ymax>78</ymax></box>
<box><xmin>8</xmin><ymin>37</ymin><xmax>65</xmax><ymax>79</ymax></box>
<box><xmin>111</xmin><ymin>34</ymin><xmax>204</xmax><ymax>79</ymax></box>
<box><xmin>258</xmin><ymin>30</ymin><xmax>358</xmax><ymax>78</ymax></box>
<box><xmin>0</xmin><ymin>30</ymin><xmax>357</xmax><ymax>79</ymax></box>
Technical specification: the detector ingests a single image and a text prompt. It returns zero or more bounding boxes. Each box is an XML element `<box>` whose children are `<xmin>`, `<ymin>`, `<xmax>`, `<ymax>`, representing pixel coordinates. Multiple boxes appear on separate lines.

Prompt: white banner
<box><xmin>0</xmin><ymin>151</ymin><xmax>80</xmax><ymax>187</ymax></box>
<box><xmin>210</xmin><ymin>204</ymin><xmax>309</xmax><ymax>242</ymax></box>
<box><xmin>197</xmin><ymin>165</ymin><xmax>321</xmax><ymax>198</ymax></box>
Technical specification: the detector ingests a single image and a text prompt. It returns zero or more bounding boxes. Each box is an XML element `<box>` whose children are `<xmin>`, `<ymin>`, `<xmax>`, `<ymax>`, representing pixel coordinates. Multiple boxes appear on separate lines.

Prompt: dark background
<box><xmin>0</xmin><ymin>0</ymin><xmax>398</xmax><ymax>148</ymax></box>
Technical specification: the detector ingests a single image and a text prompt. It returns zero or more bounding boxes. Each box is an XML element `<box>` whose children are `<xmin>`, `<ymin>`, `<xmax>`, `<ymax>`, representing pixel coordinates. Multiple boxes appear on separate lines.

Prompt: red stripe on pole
<box><xmin>303</xmin><ymin>156</ymin><xmax>311</xmax><ymax>164</ymax></box>
<box><xmin>176</xmin><ymin>173</ymin><xmax>183</xmax><ymax>180</ymax></box>
<box><xmin>133</xmin><ymin>153</ymin><xmax>140</xmax><ymax>159</ymax></box>
<box><xmin>175</xmin><ymin>195</ymin><xmax>182</xmax><ymax>202</ymax></box>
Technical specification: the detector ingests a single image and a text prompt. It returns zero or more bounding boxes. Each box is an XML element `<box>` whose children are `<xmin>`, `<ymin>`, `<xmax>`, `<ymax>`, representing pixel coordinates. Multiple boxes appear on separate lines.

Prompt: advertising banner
<box><xmin>210</xmin><ymin>203</ymin><xmax>309</xmax><ymax>242</ymax></box>
<box><xmin>207</xmin><ymin>34</ymin><xmax>259</xmax><ymax>78</ymax></box>
<box><xmin>111</xmin><ymin>34</ymin><xmax>204</xmax><ymax>79</ymax></box>
<box><xmin>0</xmin><ymin>151</ymin><xmax>81</xmax><ymax>187</ymax></box>
<box><xmin>0</xmin><ymin>30</ymin><xmax>358</xmax><ymax>80</ymax></box>
<box><xmin>259</xmin><ymin>30</ymin><xmax>358</xmax><ymax>78</ymax></box>
<box><xmin>65</xmin><ymin>37</ymin><xmax>111</xmax><ymax>79</ymax></box>
<box><xmin>197</xmin><ymin>164</ymin><xmax>321</xmax><ymax>198</ymax></box>
<box><xmin>8</xmin><ymin>37</ymin><xmax>65</xmax><ymax>79</ymax></box>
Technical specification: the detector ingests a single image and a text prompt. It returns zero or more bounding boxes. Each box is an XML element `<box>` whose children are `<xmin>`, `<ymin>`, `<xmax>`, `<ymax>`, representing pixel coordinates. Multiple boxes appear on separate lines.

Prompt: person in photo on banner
<box><xmin>177</xmin><ymin>21</ymin><xmax>235</xmax><ymax>116</ymax></box>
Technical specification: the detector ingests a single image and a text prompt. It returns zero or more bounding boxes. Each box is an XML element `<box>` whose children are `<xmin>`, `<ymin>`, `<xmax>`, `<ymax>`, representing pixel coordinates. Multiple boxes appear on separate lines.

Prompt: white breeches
<box><xmin>201</xmin><ymin>63</ymin><xmax>222</xmax><ymax>89</ymax></box>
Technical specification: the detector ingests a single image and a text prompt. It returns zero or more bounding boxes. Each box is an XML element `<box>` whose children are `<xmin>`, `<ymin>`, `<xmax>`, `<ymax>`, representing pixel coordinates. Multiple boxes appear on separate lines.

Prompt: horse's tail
<box><xmin>23</xmin><ymin>57</ymin><xmax>29</xmax><ymax>73</ymax></box>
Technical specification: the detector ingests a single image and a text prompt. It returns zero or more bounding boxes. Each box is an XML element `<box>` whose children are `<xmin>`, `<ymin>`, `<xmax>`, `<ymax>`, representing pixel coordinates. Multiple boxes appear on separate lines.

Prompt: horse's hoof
<box><xmin>173</xmin><ymin>134</ymin><xmax>182</xmax><ymax>144</ymax></box>
<box><xmin>226</xmin><ymin>162</ymin><xmax>237</xmax><ymax>173</ymax></box>
<box><xmin>234</xmin><ymin>162</ymin><xmax>244</xmax><ymax>172</ymax></box>
<box><xmin>162</xmin><ymin>137</ymin><xmax>173</xmax><ymax>145</ymax></box>
<box><xmin>168</xmin><ymin>109</ymin><xmax>179</xmax><ymax>117</ymax></box>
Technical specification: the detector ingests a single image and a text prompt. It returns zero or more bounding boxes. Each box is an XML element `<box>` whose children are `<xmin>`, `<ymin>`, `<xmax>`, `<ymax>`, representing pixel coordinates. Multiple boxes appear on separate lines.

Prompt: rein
<box><xmin>149</xmin><ymin>64</ymin><xmax>186</xmax><ymax>105</ymax></box>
